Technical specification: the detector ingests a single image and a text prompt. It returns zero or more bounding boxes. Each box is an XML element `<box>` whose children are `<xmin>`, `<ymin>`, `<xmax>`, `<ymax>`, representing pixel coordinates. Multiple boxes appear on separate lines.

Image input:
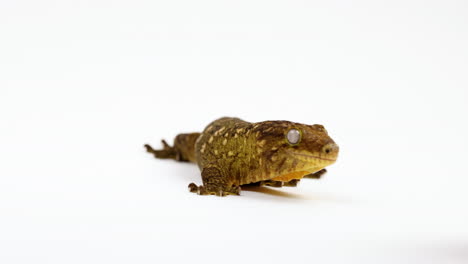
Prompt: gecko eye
<box><xmin>286</xmin><ymin>129</ymin><xmax>301</xmax><ymax>145</ymax></box>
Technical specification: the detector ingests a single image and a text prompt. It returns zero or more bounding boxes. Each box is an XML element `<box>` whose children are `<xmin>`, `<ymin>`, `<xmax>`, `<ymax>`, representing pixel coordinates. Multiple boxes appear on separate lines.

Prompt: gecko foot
<box><xmin>304</xmin><ymin>169</ymin><xmax>327</xmax><ymax>179</ymax></box>
<box><xmin>260</xmin><ymin>180</ymin><xmax>283</xmax><ymax>187</ymax></box>
<box><xmin>188</xmin><ymin>183</ymin><xmax>240</xmax><ymax>196</ymax></box>
<box><xmin>283</xmin><ymin>179</ymin><xmax>300</xmax><ymax>187</ymax></box>
<box><xmin>260</xmin><ymin>179</ymin><xmax>300</xmax><ymax>187</ymax></box>
<box><xmin>144</xmin><ymin>140</ymin><xmax>184</xmax><ymax>161</ymax></box>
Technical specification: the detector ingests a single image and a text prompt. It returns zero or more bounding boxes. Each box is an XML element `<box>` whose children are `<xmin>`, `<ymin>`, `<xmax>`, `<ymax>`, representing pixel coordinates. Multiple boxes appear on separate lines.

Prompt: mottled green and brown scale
<box><xmin>145</xmin><ymin>117</ymin><xmax>339</xmax><ymax>196</ymax></box>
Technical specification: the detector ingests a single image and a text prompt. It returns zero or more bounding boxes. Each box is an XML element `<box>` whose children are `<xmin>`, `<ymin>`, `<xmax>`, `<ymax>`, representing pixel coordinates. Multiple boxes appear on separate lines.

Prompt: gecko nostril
<box><xmin>322</xmin><ymin>143</ymin><xmax>338</xmax><ymax>155</ymax></box>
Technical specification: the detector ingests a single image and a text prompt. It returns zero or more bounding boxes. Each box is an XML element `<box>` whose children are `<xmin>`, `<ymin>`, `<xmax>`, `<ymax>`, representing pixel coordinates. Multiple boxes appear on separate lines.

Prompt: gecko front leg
<box><xmin>260</xmin><ymin>179</ymin><xmax>300</xmax><ymax>187</ymax></box>
<box><xmin>303</xmin><ymin>169</ymin><xmax>327</xmax><ymax>179</ymax></box>
<box><xmin>188</xmin><ymin>166</ymin><xmax>241</xmax><ymax>196</ymax></box>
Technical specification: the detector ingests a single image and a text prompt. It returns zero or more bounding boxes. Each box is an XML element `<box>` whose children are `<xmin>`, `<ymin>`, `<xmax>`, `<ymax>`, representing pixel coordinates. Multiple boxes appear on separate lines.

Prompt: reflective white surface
<box><xmin>1</xmin><ymin>0</ymin><xmax>467</xmax><ymax>263</ymax></box>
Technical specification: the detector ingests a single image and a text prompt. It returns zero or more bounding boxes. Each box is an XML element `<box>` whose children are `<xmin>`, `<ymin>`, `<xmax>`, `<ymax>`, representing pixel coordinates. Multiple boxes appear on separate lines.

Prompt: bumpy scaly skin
<box><xmin>145</xmin><ymin>117</ymin><xmax>339</xmax><ymax>196</ymax></box>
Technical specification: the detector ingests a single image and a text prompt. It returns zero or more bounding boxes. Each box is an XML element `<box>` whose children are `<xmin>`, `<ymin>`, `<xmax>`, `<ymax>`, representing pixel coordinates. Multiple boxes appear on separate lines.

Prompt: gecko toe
<box><xmin>188</xmin><ymin>183</ymin><xmax>198</xmax><ymax>193</ymax></box>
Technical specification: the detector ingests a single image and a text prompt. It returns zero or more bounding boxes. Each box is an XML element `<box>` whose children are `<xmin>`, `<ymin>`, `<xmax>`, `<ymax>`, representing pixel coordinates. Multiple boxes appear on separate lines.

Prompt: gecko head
<box><xmin>253</xmin><ymin>121</ymin><xmax>339</xmax><ymax>179</ymax></box>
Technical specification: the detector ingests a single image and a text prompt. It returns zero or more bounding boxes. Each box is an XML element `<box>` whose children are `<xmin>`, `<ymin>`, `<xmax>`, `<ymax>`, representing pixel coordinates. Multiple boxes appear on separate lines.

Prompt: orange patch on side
<box><xmin>271</xmin><ymin>171</ymin><xmax>309</xmax><ymax>182</ymax></box>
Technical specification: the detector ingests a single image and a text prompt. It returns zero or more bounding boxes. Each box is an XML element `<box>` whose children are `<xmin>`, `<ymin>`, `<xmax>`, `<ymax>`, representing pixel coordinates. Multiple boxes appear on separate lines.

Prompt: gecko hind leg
<box><xmin>144</xmin><ymin>140</ymin><xmax>178</xmax><ymax>160</ymax></box>
<box><xmin>188</xmin><ymin>167</ymin><xmax>241</xmax><ymax>196</ymax></box>
<box><xmin>145</xmin><ymin>133</ymin><xmax>200</xmax><ymax>162</ymax></box>
<box><xmin>144</xmin><ymin>139</ymin><xmax>191</xmax><ymax>162</ymax></box>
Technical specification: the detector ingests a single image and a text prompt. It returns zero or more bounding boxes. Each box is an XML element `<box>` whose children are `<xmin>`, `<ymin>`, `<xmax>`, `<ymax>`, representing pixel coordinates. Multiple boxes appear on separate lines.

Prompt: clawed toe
<box><xmin>304</xmin><ymin>169</ymin><xmax>327</xmax><ymax>179</ymax></box>
<box><xmin>144</xmin><ymin>144</ymin><xmax>154</xmax><ymax>153</ymax></box>
<box><xmin>188</xmin><ymin>183</ymin><xmax>206</xmax><ymax>195</ymax></box>
<box><xmin>260</xmin><ymin>180</ymin><xmax>283</xmax><ymax>187</ymax></box>
<box><xmin>188</xmin><ymin>183</ymin><xmax>198</xmax><ymax>193</ymax></box>
<box><xmin>283</xmin><ymin>179</ymin><xmax>299</xmax><ymax>187</ymax></box>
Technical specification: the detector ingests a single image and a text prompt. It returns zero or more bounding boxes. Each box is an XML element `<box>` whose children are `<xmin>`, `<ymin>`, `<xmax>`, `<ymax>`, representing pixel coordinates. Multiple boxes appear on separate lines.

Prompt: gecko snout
<box><xmin>322</xmin><ymin>143</ymin><xmax>339</xmax><ymax>155</ymax></box>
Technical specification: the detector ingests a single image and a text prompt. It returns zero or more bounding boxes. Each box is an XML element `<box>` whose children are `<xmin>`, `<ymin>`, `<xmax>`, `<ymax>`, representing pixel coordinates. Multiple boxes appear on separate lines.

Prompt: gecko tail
<box><xmin>144</xmin><ymin>133</ymin><xmax>200</xmax><ymax>163</ymax></box>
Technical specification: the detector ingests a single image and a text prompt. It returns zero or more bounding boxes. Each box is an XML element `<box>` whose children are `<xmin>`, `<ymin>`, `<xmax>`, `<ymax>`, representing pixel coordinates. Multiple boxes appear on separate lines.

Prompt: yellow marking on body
<box><xmin>271</xmin><ymin>171</ymin><xmax>309</xmax><ymax>182</ymax></box>
<box><xmin>257</xmin><ymin>140</ymin><xmax>266</xmax><ymax>147</ymax></box>
<box><xmin>223</xmin><ymin>139</ymin><xmax>227</xmax><ymax>145</ymax></box>
<box><xmin>214</xmin><ymin>127</ymin><xmax>225</xmax><ymax>136</ymax></box>
<box><xmin>201</xmin><ymin>143</ymin><xmax>206</xmax><ymax>153</ymax></box>
<box><xmin>208</xmin><ymin>136</ymin><xmax>214</xmax><ymax>143</ymax></box>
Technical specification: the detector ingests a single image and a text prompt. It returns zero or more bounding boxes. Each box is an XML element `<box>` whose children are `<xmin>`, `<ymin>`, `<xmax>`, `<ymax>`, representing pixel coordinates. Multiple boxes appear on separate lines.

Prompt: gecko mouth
<box><xmin>271</xmin><ymin>151</ymin><xmax>336</xmax><ymax>182</ymax></box>
<box><xmin>287</xmin><ymin>151</ymin><xmax>337</xmax><ymax>162</ymax></box>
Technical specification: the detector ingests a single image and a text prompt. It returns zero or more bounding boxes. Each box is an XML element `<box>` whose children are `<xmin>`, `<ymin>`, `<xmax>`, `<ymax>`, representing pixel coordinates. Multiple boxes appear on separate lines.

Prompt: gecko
<box><xmin>144</xmin><ymin>117</ymin><xmax>339</xmax><ymax>196</ymax></box>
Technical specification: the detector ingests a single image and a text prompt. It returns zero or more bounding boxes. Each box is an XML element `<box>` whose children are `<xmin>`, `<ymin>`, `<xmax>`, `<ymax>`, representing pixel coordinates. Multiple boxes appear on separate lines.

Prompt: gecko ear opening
<box><xmin>286</xmin><ymin>129</ymin><xmax>301</xmax><ymax>145</ymax></box>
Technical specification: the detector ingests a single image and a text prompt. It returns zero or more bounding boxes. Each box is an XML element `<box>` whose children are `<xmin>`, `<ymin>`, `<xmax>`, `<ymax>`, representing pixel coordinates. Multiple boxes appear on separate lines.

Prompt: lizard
<box><xmin>144</xmin><ymin>117</ymin><xmax>339</xmax><ymax>196</ymax></box>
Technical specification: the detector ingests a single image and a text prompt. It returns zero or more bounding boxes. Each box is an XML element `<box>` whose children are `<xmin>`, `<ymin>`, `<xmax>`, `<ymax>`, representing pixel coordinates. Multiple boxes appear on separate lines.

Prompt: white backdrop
<box><xmin>1</xmin><ymin>0</ymin><xmax>467</xmax><ymax>263</ymax></box>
